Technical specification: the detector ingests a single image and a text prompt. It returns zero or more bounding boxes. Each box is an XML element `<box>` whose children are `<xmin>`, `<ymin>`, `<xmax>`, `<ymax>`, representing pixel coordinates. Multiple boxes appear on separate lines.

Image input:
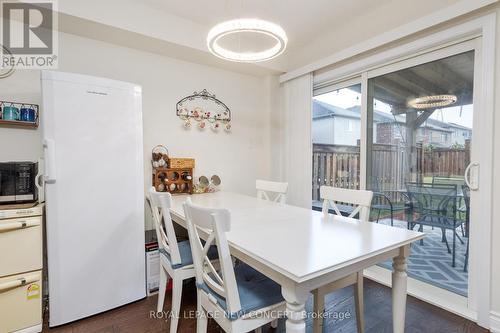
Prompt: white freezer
<box><xmin>41</xmin><ymin>71</ymin><xmax>146</xmax><ymax>326</ymax></box>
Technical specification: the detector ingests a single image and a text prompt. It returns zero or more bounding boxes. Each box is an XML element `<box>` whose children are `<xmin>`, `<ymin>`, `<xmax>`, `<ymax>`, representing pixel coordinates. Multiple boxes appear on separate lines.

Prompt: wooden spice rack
<box><xmin>153</xmin><ymin>168</ymin><xmax>193</xmax><ymax>195</ymax></box>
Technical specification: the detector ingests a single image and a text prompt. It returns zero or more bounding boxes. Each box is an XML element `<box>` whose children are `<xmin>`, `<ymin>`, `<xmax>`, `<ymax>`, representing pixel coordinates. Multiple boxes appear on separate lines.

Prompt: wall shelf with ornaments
<box><xmin>0</xmin><ymin>101</ymin><xmax>39</xmax><ymax>128</ymax></box>
<box><xmin>176</xmin><ymin>89</ymin><xmax>231</xmax><ymax>131</ymax></box>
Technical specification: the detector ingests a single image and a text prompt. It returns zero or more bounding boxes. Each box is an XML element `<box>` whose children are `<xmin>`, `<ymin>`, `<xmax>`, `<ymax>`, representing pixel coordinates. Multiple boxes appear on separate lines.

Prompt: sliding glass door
<box><xmin>312</xmin><ymin>82</ymin><xmax>361</xmax><ymax>210</ymax></box>
<box><xmin>311</xmin><ymin>39</ymin><xmax>489</xmax><ymax>315</ymax></box>
<box><xmin>366</xmin><ymin>50</ymin><xmax>474</xmax><ymax>297</ymax></box>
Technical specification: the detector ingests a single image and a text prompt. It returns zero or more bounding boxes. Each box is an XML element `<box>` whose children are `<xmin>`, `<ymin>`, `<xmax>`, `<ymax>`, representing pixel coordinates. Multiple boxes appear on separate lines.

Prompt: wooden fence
<box><xmin>422</xmin><ymin>146</ymin><xmax>470</xmax><ymax>178</ymax></box>
<box><xmin>312</xmin><ymin>142</ymin><xmax>470</xmax><ymax>201</ymax></box>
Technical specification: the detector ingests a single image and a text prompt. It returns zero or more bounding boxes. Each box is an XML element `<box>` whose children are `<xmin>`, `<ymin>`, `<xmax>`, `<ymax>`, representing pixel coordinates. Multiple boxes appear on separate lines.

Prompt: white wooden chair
<box><xmin>183</xmin><ymin>197</ymin><xmax>286</xmax><ymax>333</ymax></box>
<box><xmin>148</xmin><ymin>187</ymin><xmax>217</xmax><ymax>333</ymax></box>
<box><xmin>255</xmin><ymin>179</ymin><xmax>288</xmax><ymax>329</ymax></box>
<box><xmin>256</xmin><ymin>179</ymin><xmax>288</xmax><ymax>204</ymax></box>
<box><xmin>313</xmin><ymin>186</ymin><xmax>374</xmax><ymax>333</ymax></box>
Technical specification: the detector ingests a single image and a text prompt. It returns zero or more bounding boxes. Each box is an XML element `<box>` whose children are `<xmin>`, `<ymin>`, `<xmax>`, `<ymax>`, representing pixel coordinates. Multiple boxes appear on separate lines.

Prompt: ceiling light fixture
<box><xmin>407</xmin><ymin>94</ymin><xmax>458</xmax><ymax>109</ymax></box>
<box><xmin>207</xmin><ymin>18</ymin><xmax>287</xmax><ymax>63</ymax></box>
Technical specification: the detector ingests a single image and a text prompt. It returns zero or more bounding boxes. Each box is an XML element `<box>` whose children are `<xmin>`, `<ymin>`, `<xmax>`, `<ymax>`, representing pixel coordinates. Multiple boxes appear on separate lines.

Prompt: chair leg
<box><xmin>170</xmin><ymin>275</ymin><xmax>183</xmax><ymax>333</ymax></box>
<box><xmin>157</xmin><ymin>266</ymin><xmax>168</xmax><ymax>313</ymax></box>
<box><xmin>313</xmin><ymin>289</ymin><xmax>324</xmax><ymax>333</ymax></box>
<box><xmin>419</xmin><ymin>224</ymin><xmax>424</xmax><ymax>246</ymax></box>
<box><xmin>442</xmin><ymin>229</ymin><xmax>451</xmax><ymax>253</ymax></box>
<box><xmin>390</xmin><ymin>208</ymin><xmax>394</xmax><ymax>227</ymax></box>
<box><xmin>452</xmin><ymin>228</ymin><xmax>456</xmax><ymax>268</ymax></box>
<box><xmin>196</xmin><ymin>292</ymin><xmax>208</xmax><ymax>333</ymax></box>
<box><xmin>454</xmin><ymin>230</ymin><xmax>464</xmax><ymax>245</ymax></box>
<box><xmin>464</xmin><ymin>240</ymin><xmax>469</xmax><ymax>272</ymax></box>
<box><xmin>354</xmin><ymin>272</ymin><xmax>365</xmax><ymax>333</ymax></box>
<box><xmin>376</xmin><ymin>209</ymin><xmax>381</xmax><ymax>224</ymax></box>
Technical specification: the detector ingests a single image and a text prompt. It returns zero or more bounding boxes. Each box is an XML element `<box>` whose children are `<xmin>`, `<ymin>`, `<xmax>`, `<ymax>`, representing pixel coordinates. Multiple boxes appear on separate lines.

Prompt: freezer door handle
<box><xmin>0</xmin><ymin>220</ymin><xmax>40</xmax><ymax>232</ymax></box>
<box><xmin>43</xmin><ymin>138</ymin><xmax>56</xmax><ymax>183</ymax></box>
<box><xmin>0</xmin><ymin>274</ymin><xmax>40</xmax><ymax>293</ymax></box>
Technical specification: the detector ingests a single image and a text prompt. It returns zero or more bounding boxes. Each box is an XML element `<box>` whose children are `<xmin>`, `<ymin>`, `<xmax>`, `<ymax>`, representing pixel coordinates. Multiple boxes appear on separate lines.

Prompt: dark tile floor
<box><xmin>42</xmin><ymin>279</ymin><xmax>487</xmax><ymax>333</ymax></box>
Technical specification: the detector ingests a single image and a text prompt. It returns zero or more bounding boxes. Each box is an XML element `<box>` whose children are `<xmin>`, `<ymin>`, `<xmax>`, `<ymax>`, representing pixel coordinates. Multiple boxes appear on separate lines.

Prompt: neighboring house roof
<box><xmin>312</xmin><ymin>100</ymin><xmax>472</xmax><ymax>132</ymax></box>
<box><xmin>313</xmin><ymin>101</ymin><xmax>393</xmax><ymax>122</ymax></box>
<box><xmin>445</xmin><ymin>122</ymin><xmax>472</xmax><ymax>131</ymax></box>
<box><xmin>313</xmin><ymin>100</ymin><xmax>362</xmax><ymax>120</ymax></box>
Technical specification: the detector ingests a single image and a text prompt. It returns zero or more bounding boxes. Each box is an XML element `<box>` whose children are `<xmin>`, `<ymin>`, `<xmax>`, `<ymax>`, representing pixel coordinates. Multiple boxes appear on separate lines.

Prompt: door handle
<box><xmin>0</xmin><ymin>274</ymin><xmax>40</xmax><ymax>293</ymax></box>
<box><xmin>43</xmin><ymin>138</ymin><xmax>56</xmax><ymax>183</ymax></box>
<box><xmin>35</xmin><ymin>157</ymin><xmax>45</xmax><ymax>202</ymax></box>
<box><xmin>465</xmin><ymin>162</ymin><xmax>479</xmax><ymax>191</ymax></box>
<box><xmin>0</xmin><ymin>220</ymin><xmax>40</xmax><ymax>232</ymax></box>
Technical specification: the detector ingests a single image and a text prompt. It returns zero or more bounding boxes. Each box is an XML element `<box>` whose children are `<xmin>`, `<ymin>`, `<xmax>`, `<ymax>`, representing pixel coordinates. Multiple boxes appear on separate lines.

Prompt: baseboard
<box><xmin>490</xmin><ymin>311</ymin><xmax>500</xmax><ymax>333</ymax></box>
<box><xmin>13</xmin><ymin>323</ymin><xmax>42</xmax><ymax>333</ymax></box>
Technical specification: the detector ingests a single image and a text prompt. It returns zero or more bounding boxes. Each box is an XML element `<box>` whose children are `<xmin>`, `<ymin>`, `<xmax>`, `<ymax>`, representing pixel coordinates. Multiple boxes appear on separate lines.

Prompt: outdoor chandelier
<box><xmin>407</xmin><ymin>95</ymin><xmax>458</xmax><ymax>109</ymax></box>
<box><xmin>207</xmin><ymin>18</ymin><xmax>288</xmax><ymax>63</ymax></box>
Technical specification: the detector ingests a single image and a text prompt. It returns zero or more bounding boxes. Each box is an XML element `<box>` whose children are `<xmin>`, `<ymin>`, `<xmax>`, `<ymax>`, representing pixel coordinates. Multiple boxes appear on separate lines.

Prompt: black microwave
<box><xmin>0</xmin><ymin>162</ymin><xmax>38</xmax><ymax>204</ymax></box>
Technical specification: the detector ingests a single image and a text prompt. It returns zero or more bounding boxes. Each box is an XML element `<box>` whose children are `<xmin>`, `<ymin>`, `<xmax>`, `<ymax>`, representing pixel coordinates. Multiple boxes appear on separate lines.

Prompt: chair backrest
<box><xmin>183</xmin><ymin>198</ymin><xmax>242</xmax><ymax>314</ymax></box>
<box><xmin>320</xmin><ymin>186</ymin><xmax>373</xmax><ymax>221</ymax></box>
<box><xmin>432</xmin><ymin>176</ymin><xmax>464</xmax><ymax>196</ymax></box>
<box><xmin>406</xmin><ymin>183</ymin><xmax>457</xmax><ymax>216</ymax></box>
<box><xmin>462</xmin><ymin>184</ymin><xmax>470</xmax><ymax>208</ymax></box>
<box><xmin>256</xmin><ymin>179</ymin><xmax>288</xmax><ymax>204</ymax></box>
<box><xmin>432</xmin><ymin>176</ymin><xmax>465</xmax><ymax>188</ymax></box>
<box><xmin>148</xmin><ymin>187</ymin><xmax>182</xmax><ymax>266</ymax></box>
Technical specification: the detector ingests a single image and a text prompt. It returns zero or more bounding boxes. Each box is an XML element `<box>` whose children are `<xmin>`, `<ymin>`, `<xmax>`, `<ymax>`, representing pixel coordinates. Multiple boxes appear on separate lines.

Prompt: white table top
<box><xmin>169</xmin><ymin>191</ymin><xmax>424</xmax><ymax>283</ymax></box>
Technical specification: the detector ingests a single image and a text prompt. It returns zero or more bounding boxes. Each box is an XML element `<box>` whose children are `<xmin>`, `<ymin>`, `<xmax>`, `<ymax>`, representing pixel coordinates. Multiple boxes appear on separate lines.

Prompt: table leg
<box><xmin>392</xmin><ymin>246</ymin><xmax>409</xmax><ymax>333</ymax></box>
<box><xmin>282</xmin><ymin>285</ymin><xmax>309</xmax><ymax>333</ymax></box>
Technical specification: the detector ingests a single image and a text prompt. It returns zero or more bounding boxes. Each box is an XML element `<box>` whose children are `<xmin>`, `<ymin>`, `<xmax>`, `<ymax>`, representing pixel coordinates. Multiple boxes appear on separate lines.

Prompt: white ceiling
<box><xmin>58</xmin><ymin>0</ymin><xmax>465</xmax><ymax>75</ymax></box>
<box><xmin>142</xmin><ymin>0</ymin><xmax>392</xmax><ymax>52</ymax></box>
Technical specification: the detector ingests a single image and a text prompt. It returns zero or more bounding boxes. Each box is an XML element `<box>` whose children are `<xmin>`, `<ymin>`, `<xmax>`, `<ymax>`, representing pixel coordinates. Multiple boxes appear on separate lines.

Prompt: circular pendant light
<box><xmin>407</xmin><ymin>94</ymin><xmax>458</xmax><ymax>109</ymax></box>
<box><xmin>207</xmin><ymin>18</ymin><xmax>287</xmax><ymax>63</ymax></box>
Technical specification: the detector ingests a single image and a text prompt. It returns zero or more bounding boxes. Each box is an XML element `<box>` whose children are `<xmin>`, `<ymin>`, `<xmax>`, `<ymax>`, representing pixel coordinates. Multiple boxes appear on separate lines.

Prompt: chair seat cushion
<box><xmin>159</xmin><ymin>240</ymin><xmax>218</xmax><ymax>269</ymax></box>
<box><xmin>197</xmin><ymin>263</ymin><xmax>284</xmax><ymax>320</ymax></box>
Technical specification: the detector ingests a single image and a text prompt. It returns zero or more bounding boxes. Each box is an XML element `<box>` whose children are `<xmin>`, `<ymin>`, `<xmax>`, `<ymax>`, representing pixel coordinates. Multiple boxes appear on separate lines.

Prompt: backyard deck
<box><xmin>312</xmin><ymin>201</ymin><xmax>468</xmax><ymax>296</ymax></box>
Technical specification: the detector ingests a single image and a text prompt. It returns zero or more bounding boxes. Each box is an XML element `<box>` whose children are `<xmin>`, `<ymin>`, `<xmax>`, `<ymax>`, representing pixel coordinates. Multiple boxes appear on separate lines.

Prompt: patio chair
<box><xmin>462</xmin><ymin>185</ymin><xmax>470</xmax><ymax>272</ymax></box>
<box><xmin>371</xmin><ymin>191</ymin><xmax>410</xmax><ymax>226</ymax></box>
<box><xmin>406</xmin><ymin>183</ymin><xmax>465</xmax><ymax>267</ymax></box>
<box><xmin>369</xmin><ymin>177</ymin><xmax>409</xmax><ymax>226</ymax></box>
<box><xmin>433</xmin><ymin>176</ymin><xmax>467</xmax><ymax>236</ymax></box>
<box><xmin>432</xmin><ymin>175</ymin><xmax>465</xmax><ymax>188</ymax></box>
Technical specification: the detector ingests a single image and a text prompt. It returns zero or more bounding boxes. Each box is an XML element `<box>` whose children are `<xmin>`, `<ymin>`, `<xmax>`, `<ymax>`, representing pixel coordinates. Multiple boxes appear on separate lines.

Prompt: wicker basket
<box><xmin>151</xmin><ymin>145</ymin><xmax>169</xmax><ymax>168</ymax></box>
<box><xmin>169</xmin><ymin>158</ymin><xmax>195</xmax><ymax>169</ymax></box>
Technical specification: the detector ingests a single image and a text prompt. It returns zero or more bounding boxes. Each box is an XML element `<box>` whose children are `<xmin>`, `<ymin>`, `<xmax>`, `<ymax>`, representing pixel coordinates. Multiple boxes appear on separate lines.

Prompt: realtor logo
<box><xmin>0</xmin><ymin>0</ymin><xmax>57</xmax><ymax>69</ymax></box>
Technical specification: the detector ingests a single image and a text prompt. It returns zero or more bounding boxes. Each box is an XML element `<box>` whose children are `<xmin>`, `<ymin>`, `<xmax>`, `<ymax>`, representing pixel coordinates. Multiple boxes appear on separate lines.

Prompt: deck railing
<box><xmin>312</xmin><ymin>142</ymin><xmax>470</xmax><ymax>201</ymax></box>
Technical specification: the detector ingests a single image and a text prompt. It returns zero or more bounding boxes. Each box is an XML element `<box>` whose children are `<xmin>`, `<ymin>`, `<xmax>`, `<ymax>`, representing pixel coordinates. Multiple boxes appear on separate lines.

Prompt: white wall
<box><xmin>0</xmin><ymin>70</ymin><xmax>42</xmax><ymax>161</ymax></box>
<box><xmin>0</xmin><ymin>32</ymin><xmax>272</xmax><ymax>229</ymax></box>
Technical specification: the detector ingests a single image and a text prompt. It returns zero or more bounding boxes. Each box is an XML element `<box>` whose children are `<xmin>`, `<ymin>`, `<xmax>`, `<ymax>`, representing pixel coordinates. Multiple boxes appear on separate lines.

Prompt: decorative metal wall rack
<box><xmin>176</xmin><ymin>89</ymin><xmax>231</xmax><ymax>131</ymax></box>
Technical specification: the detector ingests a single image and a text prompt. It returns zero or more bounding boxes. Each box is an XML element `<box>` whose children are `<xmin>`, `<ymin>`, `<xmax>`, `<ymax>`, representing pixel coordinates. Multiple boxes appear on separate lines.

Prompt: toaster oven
<box><xmin>0</xmin><ymin>162</ymin><xmax>39</xmax><ymax>204</ymax></box>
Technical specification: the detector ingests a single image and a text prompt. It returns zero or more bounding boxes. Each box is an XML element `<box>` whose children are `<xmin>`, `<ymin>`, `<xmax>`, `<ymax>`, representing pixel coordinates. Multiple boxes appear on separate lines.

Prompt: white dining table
<box><xmin>169</xmin><ymin>191</ymin><xmax>424</xmax><ymax>333</ymax></box>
